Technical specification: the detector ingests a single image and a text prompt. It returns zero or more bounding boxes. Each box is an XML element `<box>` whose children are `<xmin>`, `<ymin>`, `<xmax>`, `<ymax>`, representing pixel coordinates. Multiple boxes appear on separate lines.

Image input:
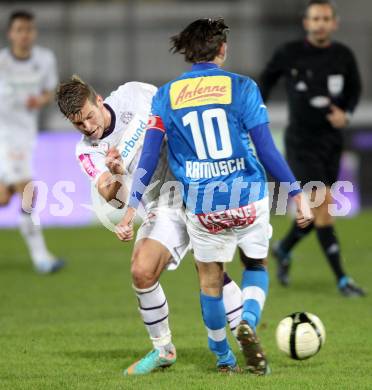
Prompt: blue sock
<box><xmin>200</xmin><ymin>293</ymin><xmax>230</xmax><ymax>358</ymax></box>
<box><xmin>338</xmin><ymin>275</ymin><xmax>350</xmax><ymax>288</ymax></box>
<box><xmin>241</xmin><ymin>268</ymin><xmax>269</xmax><ymax>331</ymax></box>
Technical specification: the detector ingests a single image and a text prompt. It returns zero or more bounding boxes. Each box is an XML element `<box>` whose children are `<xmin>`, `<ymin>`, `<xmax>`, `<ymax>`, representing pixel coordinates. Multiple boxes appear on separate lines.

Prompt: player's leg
<box><xmin>196</xmin><ymin>260</ymin><xmax>238</xmax><ymax>373</ymax></box>
<box><xmin>125</xmin><ymin>237</ymin><xmax>176</xmax><ymax>375</ymax></box>
<box><xmin>237</xmin><ymin>253</ymin><xmax>270</xmax><ymax>375</ymax></box>
<box><xmin>0</xmin><ymin>144</ymin><xmax>15</xmax><ymax>205</ymax></box>
<box><xmin>195</xmin><ymin>264</ymin><xmax>243</xmax><ymax>341</ymax></box>
<box><xmin>272</xmin><ymin>221</ymin><xmax>314</xmax><ymax>285</ymax></box>
<box><xmin>236</xmin><ymin>198</ymin><xmax>271</xmax><ymax>375</ymax></box>
<box><xmin>130</xmin><ymin>239</ymin><xmax>173</xmax><ymax>351</ymax></box>
<box><xmin>124</xmin><ymin>209</ymin><xmax>189</xmax><ymax>375</ymax></box>
<box><xmin>0</xmin><ymin>144</ymin><xmax>14</xmax><ymax>206</ymax></box>
<box><xmin>15</xmin><ymin>180</ymin><xmax>64</xmax><ymax>273</ymax></box>
<box><xmin>222</xmin><ymin>271</ymin><xmax>242</xmax><ymax>339</ymax></box>
<box><xmin>272</xmin><ymin>144</ymin><xmax>315</xmax><ymax>285</ymax></box>
<box><xmin>186</xmin><ymin>212</ymin><xmax>238</xmax><ymax>373</ymax></box>
<box><xmin>196</xmin><ymin>266</ymin><xmax>243</xmax><ymax>342</ymax></box>
<box><xmin>0</xmin><ymin>182</ymin><xmax>14</xmax><ymax>206</ymax></box>
<box><xmin>238</xmin><ymin>250</ymin><xmax>269</xmax><ymax>332</ymax></box>
<box><xmin>312</xmin><ymin>186</ymin><xmax>365</xmax><ymax>297</ymax></box>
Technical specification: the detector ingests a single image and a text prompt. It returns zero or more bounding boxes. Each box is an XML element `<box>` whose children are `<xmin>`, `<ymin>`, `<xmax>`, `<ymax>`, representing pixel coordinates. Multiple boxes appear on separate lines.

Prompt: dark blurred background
<box><xmin>0</xmin><ymin>0</ymin><xmax>371</xmax><ymax>227</ymax></box>
<box><xmin>1</xmin><ymin>0</ymin><xmax>371</xmax><ymax>130</ymax></box>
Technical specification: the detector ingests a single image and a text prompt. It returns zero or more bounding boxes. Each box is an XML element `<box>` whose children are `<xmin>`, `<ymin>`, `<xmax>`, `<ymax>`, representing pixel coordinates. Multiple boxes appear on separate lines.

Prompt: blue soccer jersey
<box><xmin>151</xmin><ymin>62</ymin><xmax>269</xmax><ymax>214</ymax></box>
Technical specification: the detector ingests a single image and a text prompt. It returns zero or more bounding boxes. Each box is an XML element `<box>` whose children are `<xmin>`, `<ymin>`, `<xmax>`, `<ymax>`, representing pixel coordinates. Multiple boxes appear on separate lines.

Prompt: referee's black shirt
<box><xmin>259</xmin><ymin>39</ymin><xmax>362</xmax><ymax>148</ymax></box>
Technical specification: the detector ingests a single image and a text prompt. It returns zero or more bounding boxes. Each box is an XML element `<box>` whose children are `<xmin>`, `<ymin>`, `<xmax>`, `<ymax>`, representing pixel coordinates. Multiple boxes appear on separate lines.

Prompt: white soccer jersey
<box><xmin>76</xmin><ymin>82</ymin><xmax>175</xmax><ymax>210</ymax></box>
<box><xmin>0</xmin><ymin>46</ymin><xmax>58</xmax><ymax>143</ymax></box>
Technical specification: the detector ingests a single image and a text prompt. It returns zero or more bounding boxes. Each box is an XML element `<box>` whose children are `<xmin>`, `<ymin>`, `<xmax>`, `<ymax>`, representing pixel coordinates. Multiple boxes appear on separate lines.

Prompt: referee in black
<box><xmin>260</xmin><ymin>0</ymin><xmax>365</xmax><ymax>296</ymax></box>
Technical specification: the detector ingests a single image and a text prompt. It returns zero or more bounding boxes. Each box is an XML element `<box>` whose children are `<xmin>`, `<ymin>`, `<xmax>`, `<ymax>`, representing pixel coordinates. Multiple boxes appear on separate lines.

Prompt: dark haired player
<box><xmin>0</xmin><ymin>11</ymin><xmax>63</xmax><ymax>273</ymax></box>
<box><xmin>117</xmin><ymin>18</ymin><xmax>313</xmax><ymax>374</ymax></box>
<box><xmin>57</xmin><ymin>75</ymin><xmax>245</xmax><ymax>376</ymax></box>
<box><xmin>260</xmin><ymin>0</ymin><xmax>365</xmax><ymax>296</ymax></box>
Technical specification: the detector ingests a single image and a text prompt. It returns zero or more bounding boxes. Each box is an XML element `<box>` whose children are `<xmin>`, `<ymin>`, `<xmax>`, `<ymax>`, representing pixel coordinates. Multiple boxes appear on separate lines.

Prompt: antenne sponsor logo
<box><xmin>176</xmin><ymin>79</ymin><xmax>226</xmax><ymax>105</ymax></box>
<box><xmin>170</xmin><ymin>76</ymin><xmax>231</xmax><ymax>109</ymax></box>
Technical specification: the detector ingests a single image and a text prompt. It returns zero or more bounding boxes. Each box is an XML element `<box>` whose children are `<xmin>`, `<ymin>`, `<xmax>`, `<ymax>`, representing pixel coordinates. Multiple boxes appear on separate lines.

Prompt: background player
<box><xmin>56</xmin><ymin>75</ymin><xmax>244</xmax><ymax>375</ymax></box>
<box><xmin>0</xmin><ymin>11</ymin><xmax>63</xmax><ymax>273</ymax></box>
<box><xmin>117</xmin><ymin>18</ymin><xmax>313</xmax><ymax>375</ymax></box>
<box><xmin>259</xmin><ymin>0</ymin><xmax>365</xmax><ymax>296</ymax></box>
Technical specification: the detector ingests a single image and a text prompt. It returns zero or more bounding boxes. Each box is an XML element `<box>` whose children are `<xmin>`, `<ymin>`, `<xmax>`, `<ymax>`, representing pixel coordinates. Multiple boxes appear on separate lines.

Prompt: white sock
<box><xmin>134</xmin><ymin>282</ymin><xmax>172</xmax><ymax>349</ymax></box>
<box><xmin>19</xmin><ymin>212</ymin><xmax>54</xmax><ymax>266</ymax></box>
<box><xmin>223</xmin><ymin>277</ymin><xmax>243</xmax><ymax>338</ymax></box>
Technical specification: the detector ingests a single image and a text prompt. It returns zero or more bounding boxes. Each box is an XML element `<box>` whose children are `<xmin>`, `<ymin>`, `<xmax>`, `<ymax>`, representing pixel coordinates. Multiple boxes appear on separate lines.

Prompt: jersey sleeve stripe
<box><xmin>147</xmin><ymin>115</ymin><xmax>166</xmax><ymax>133</ymax></box>
<box><xmin>78</xmin><ymin>153</ymin><xmax>100</xmax><ymax>178</ymax></box>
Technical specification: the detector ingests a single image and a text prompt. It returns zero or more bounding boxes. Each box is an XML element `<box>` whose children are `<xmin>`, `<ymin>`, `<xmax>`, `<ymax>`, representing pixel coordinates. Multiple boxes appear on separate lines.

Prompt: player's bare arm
<box><xmin>292</xmin><ymin>192</ymin><xmax>313</xmax><ymax>228</ymax></box>
<box><xmin>97</xmin><ymin>147</ymin><xmax>128</xmax><ymax>205</ymax></box>
<box><xmin>26</xmin><ymin>89</ymin><xmax>55</xmax><ymax>110</ymax></box>
<box><xmin>115</xmin><ymin>124</ymin><xmax>165</xmax><ymax>241</ymax></box>
<box><xmin>115</xmin><ymin>206</ymin><xmax>136</xmax><ymax>241</ymax></box>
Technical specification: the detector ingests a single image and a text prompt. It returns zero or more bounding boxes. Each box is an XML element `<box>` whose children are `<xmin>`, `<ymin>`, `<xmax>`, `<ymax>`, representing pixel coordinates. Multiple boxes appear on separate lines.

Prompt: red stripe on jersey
<box><xmin>78</xmin><ymin>154</ymin><xmax>100</xmax><ymax>178</ymax></box>
<box><xmin>147</xmin><ymin>115</ymin><xmax>165</xmax><ymax>133</ymax></box>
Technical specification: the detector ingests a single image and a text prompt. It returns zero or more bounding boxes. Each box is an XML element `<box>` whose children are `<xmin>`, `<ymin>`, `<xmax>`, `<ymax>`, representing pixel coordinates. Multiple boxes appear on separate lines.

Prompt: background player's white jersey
<box><xmin>0</xmin><ymin>46</ymin><xmax>58</xmax><ymax>143</ymax></box>
<box><xmin>76</xmin><ymin>82</ymin><xmax>176</xmax><ymax>210</ymax></box>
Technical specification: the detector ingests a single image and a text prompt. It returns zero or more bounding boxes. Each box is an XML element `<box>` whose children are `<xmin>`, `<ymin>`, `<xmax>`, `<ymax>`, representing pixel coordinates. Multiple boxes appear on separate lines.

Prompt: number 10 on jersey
<box><xmin>182</xmin><ymin>108</ymin><xmax>233</xmax><ymax>160</ymax></box>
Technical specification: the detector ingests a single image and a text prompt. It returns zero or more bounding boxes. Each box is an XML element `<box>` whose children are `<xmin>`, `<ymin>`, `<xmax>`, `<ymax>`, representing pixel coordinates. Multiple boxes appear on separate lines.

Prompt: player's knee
<box><xmin>131</xmin><ymin>261</ymin><xmax>158</xmax><ymax>289</ymax></box>
<box><xmin>196</xmin><ymin>262</ymin><xmax>224</xmax><ymax>295</ymax></box>
<box><xmin>131</xmin><ymin>248</ymin><xmax>161</xmax><ymax>289</ymax></box>
<box><xmin>244</xmin><ymin>258</ymin><xmax>267</xmax><ymax>271</ymax></box>
<box><xmin>0</xmin><ymin>197</ymin><xmax>11</xmax><ymax>206</ymax></box>
<box><xmin>239</xmin><ymin>249</ymin><xmax>267</xmax><ymax>270</ymax></box>
<box><xmin>0</xmin><ymin>190</ymin><xmax>12</xmax><ymax>206</ymax></box>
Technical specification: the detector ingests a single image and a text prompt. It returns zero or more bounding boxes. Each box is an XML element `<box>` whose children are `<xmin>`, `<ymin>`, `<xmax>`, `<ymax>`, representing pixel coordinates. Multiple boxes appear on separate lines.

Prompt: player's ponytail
<box><xmin>170</xmin><ymin>18</ymin><xmax>229</xmax><ymax>63</ymax></box>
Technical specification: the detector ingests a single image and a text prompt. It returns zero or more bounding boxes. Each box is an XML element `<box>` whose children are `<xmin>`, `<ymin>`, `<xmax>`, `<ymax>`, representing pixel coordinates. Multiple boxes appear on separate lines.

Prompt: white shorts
<box><xmin>0</xmin><ymin>143</ymin><xmax>33</xmax><ymax>185</ymax></box>
<box><xmin>186</xmin><ymin>197</ymin><xmax>272</xmax><ymax>263</ymax></box>
<box><xmin>135</xmin><ymin>207</ymin><xmax>190</xmax><ymax>270</ymax></box>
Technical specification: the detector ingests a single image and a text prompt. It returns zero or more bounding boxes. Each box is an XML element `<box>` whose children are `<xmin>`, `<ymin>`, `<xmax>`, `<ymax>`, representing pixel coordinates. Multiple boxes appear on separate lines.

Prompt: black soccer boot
<box><xmin>338</xmin><ymin>277</ymin><xmax>366</xmax><ymax>297</ymax></box>
<box><xmin>272</xmin><ymin>241</ymin><xmax>291</xmax><ymax>286</ymax></box>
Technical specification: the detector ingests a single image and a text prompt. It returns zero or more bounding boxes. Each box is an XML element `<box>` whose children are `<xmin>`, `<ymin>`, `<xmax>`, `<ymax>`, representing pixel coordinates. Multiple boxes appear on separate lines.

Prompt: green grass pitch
<box><xmin>0</xmin><ymin>212</ymin><xmax>371</xmax><ymax>389</ymax></box>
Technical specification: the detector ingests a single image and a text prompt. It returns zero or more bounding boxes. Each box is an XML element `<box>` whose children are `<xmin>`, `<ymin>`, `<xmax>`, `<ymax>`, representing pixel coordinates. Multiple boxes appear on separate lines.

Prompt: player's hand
<box><xmin>105</xmin><ymin>147</ymin><xmax>125</xmax><ymax>175</ymax></box>
<box><xmin>115</xmin><ymin>207</ymin><xmax>136</xmax><ymax>241</ymax></box>
<box><xmin>326</xmin><ymin>105</ymin><xmax>348</xmax><ymax>129</ymax></box>
<box><xmin>293</xmin><ymin>192</ymin><xmax>314</xmax><ymax>228</ymax></box>
<box><xmin>26</xmin><ymin>95</ymin><xmax>44</xmax><ymax>110</ymax></box>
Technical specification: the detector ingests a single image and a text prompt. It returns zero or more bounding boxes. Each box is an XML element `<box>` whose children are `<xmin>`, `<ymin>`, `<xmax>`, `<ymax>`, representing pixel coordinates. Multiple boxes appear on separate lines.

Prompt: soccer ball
<box><xmin>276</xmin><ymin>312</ymin><xmax>326</xmax><ymax>360</ymax></box>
